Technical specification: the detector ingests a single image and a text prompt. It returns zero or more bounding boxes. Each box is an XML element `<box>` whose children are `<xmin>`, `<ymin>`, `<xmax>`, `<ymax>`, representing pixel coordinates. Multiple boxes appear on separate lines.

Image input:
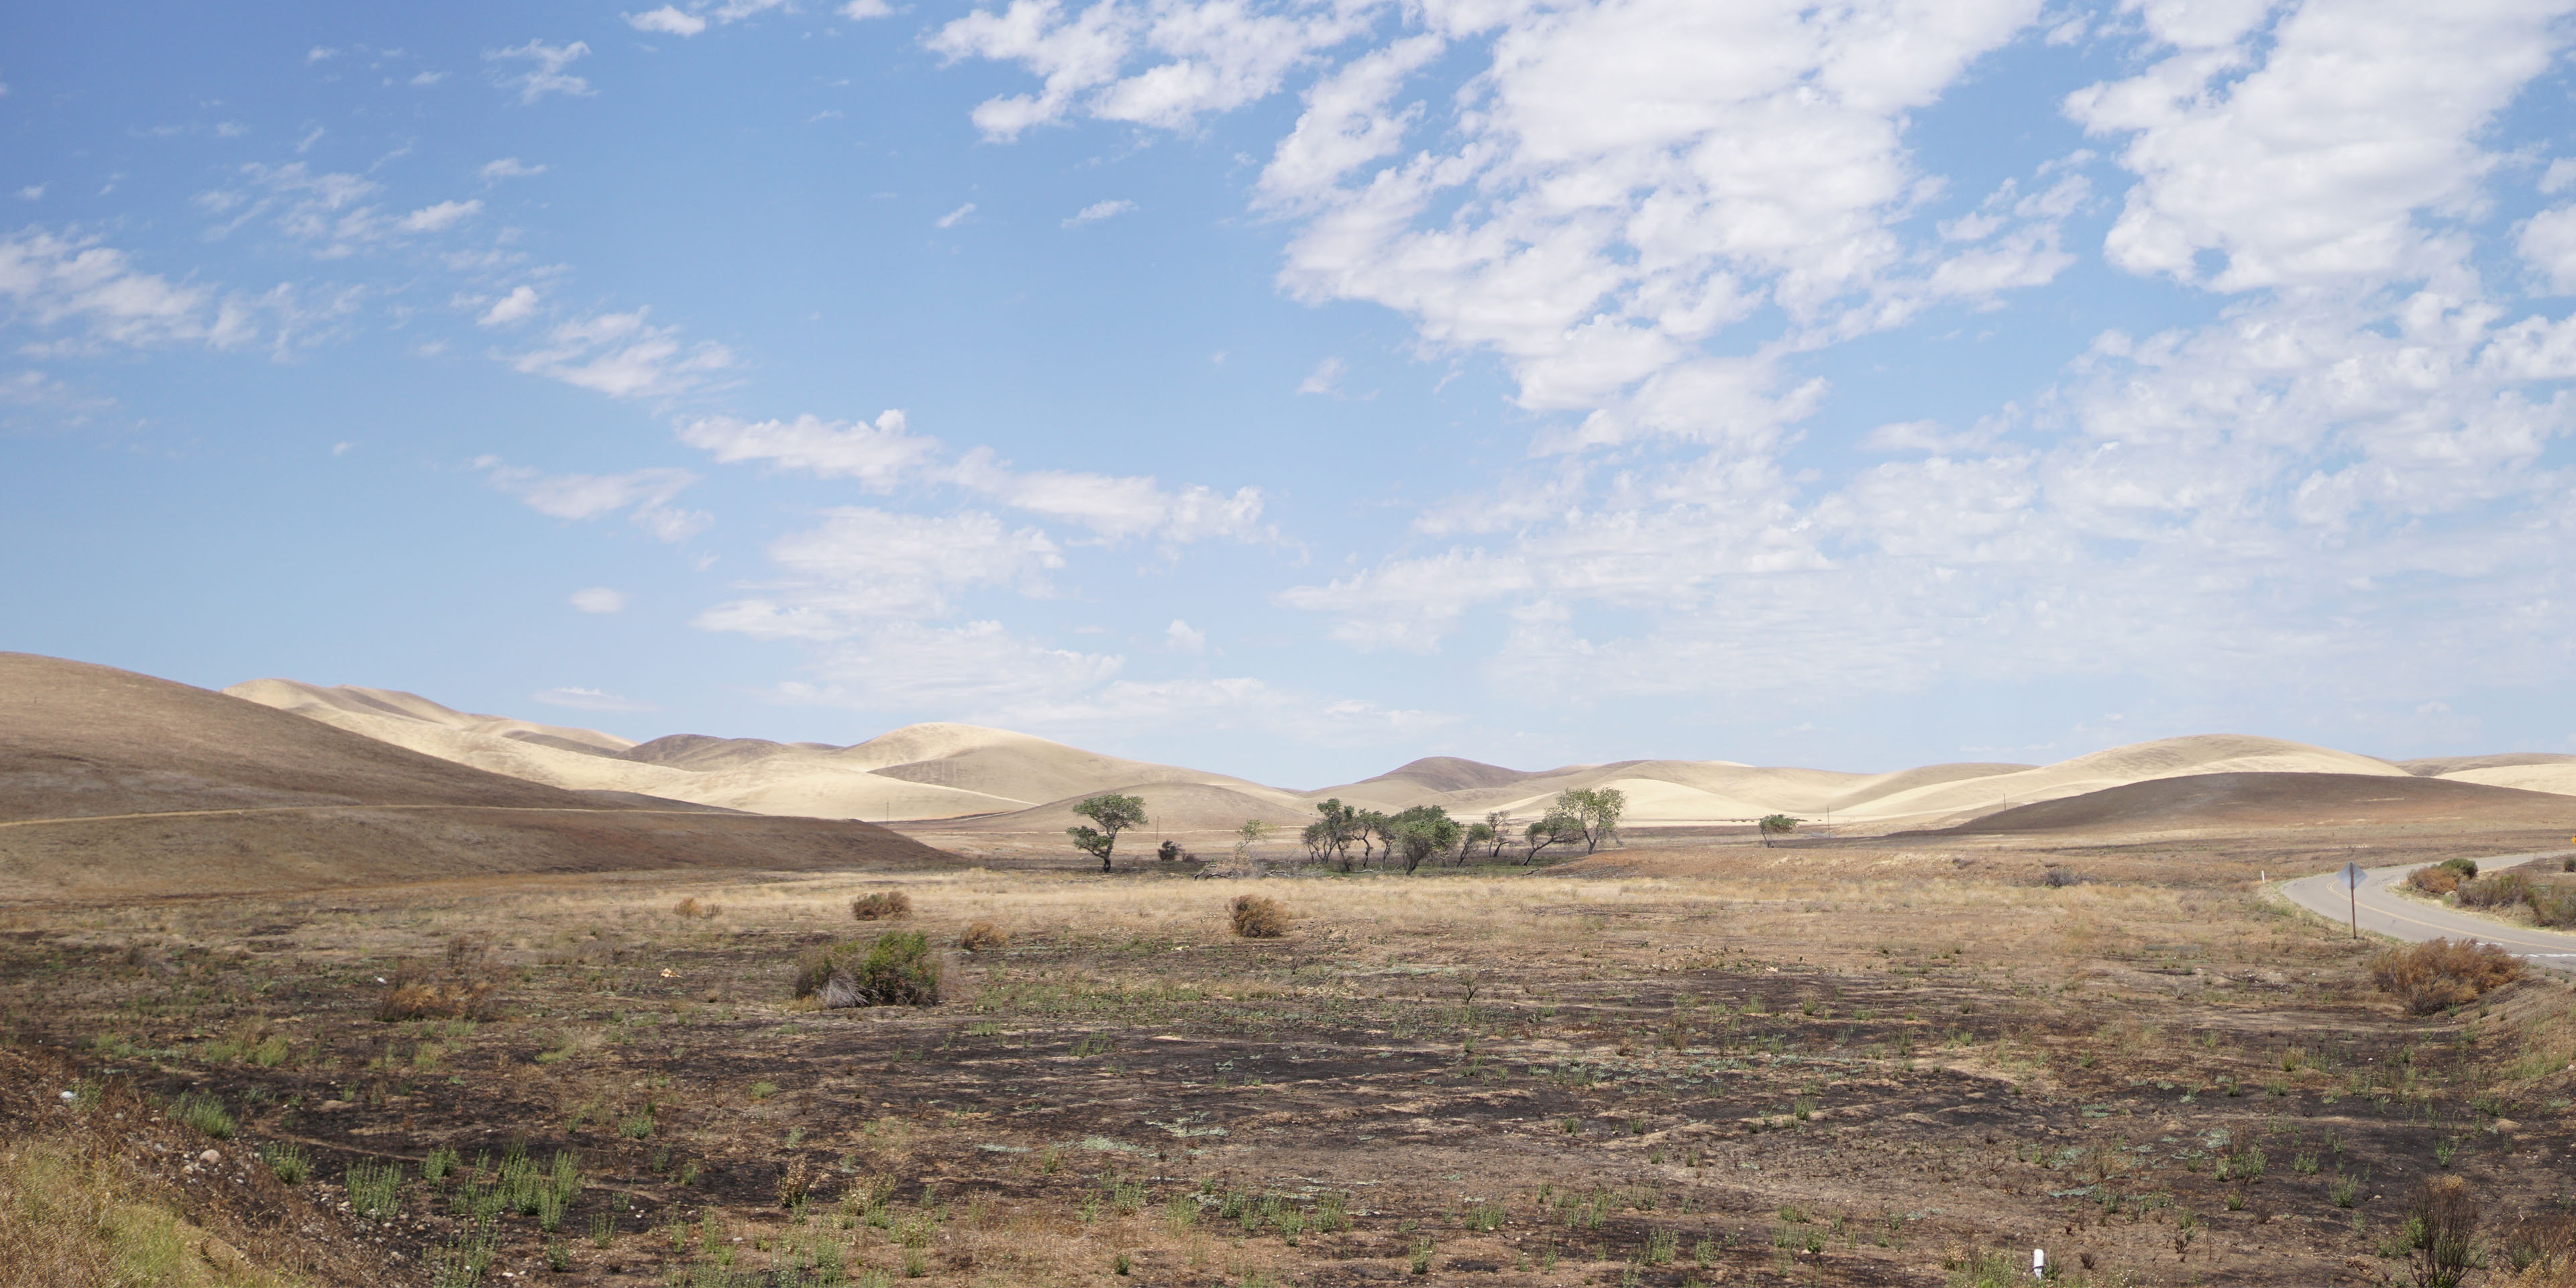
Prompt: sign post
<box><xmin>2341</xmin><ymin>862</ymin><xmax>2366</xmax><ymax>941</ymax></box>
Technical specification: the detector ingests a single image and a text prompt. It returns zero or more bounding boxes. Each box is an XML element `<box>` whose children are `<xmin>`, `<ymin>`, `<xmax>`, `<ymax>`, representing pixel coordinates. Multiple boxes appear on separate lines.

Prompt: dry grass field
<box><xmin>8</xmin><ymin>826</ymin><xmax>2576</xmax><ymax>1288</ymax></box>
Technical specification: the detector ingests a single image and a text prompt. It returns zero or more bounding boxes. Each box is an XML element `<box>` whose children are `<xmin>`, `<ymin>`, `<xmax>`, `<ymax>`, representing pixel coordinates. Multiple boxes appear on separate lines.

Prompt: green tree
<box><xmin>1067</xmin><ymin>793</ymin><xmax>1148</xmax><ymax>872</ymax></box>
<box><xmin>1356</xmin><ymin>809</ymin><xmax>1393</xmax><ymax>867</ymax></box>
<box><xmin>1390</xmin><ymin>805</ymin><xmax>1464</xmax><ymax>873</ymax></box>
<box><xmin>1525</xmin><ymin>810</ymin><xmax>1582</xmax><ymax>862</ymax></box>
<box><xmin>1757</xmin><ymin>814</ymin><xmax>1798</xmax><ymax>847</ymax></box>
<box><xmin>1483</xmin><ymin>811</ymin><xmax>1513</xmax><ymax>859</ymax></box>
<box><xmin>1463</xmin><ymin>821</ymin><xmax>1497</xmax><ymax>861</ymax></box>
<box><xmin>1557</xmin><ymin>788</ymin><xmax>1627</xmax><ymax>853</ymax></box>
<box><xmin>1234</xmin><ymin>818</ymin><xmax>1272</xmax><ymax>863</ymax></box>
<box><xmin>1311</xmin><ymin>799</ymin><xmax>1362</xmax><ymax>870</ymax></box>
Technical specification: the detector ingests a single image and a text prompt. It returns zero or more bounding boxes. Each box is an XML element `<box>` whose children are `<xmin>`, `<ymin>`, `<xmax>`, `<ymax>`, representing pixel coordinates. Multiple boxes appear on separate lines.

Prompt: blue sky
<box><xmin>6</xmin><ymin>0</ymin><xmax>2576</xmax><ymax>788</ymax></box>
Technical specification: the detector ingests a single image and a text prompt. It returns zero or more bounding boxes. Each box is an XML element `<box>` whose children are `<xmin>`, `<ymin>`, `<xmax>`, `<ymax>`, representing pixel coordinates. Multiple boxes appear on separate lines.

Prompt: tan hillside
<box><xmin>2438</xmin><ymin>761</ymin><xmax>2576</xmax><ymax>798</ymax></box>
<box><xmin>1918</xmin><ymin>771</ymin><xmax>2576</xmax><ymax>837</ymax></box>
<box><xmin>0</xmin><ymin>654</ymin><xmax>953</xmax><ymax>900</ymax></box>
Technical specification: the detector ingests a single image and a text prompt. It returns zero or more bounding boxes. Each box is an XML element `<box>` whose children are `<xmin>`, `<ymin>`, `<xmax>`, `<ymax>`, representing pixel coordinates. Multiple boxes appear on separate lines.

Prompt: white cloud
<box><xmin>949</xmin><ymin>446</ymin><xmax>1266</xmax><ymax>542</ymax></box>
<box><xmin>479</xmin><ymin>157</ymin><xmax>547</xmax><ymax>183</ymax></box>
<box><xmin>0</xmin><ymin>227</ymin><xmax>255</xmax><ymax>352</ymax></box>
<box><xmin>695</xmin><ymin>508</ymin><xmax>1064</xmax><ymax>635</ymax></box>
<box><xmin>2520</xmin><ymin>205</ymin><xmax>2576</xmax><ymax>294</ymax></box>
<box><xmin>508</xmin><ymin>309</ymin><xmax>737</xmax><ymax>399</ymax></box>
<box><xmin>1295</xmin><ymin>355</ymin><xmax>1342</xmax><ymax>395</ymax></box>
<box><xmin>398</xmin><ymin>199</ymin><xmax>482</xmax><ymax>233</ymax></box>
<box><xmin>996</xmin><ymin>675</ymin><xmax>1454</xmax><ymax>743</ymax></box>
<box><xmin>197</xmin><ymin>163</ymin><xmax>488</xmax><ymax>258</ymax></box>
<box><xmin>570</xmin><ymin>587</ymin><xmax>629</xmax><ymax>614</ymax></box>
<box><xmin>533</xmin><ymin>686</ymin><xmax>657</xmax><ymax>712</ymax></box>
<box><xmin>678</xmin><ymin>406</ymin><xmax>1265</xmax><ymax>543</ymax></box>
<box><xmin>767</xmin><ymin>621</ymin><xmax>1126</xmax><ymax>710</ymax></box>
<box><xmin>1165</xmin><ymin>619</ymin><xmax>1206</xmax><ymax>652</ymax></box>
<box><xmin>16</xmin><ymin>185</ymin><xmax>44</xmax><ymax>201</ymax></box>
<box><xmin>477</xmin><ymin>284</ymin><xmax>541</xmax><ymax>327</ymax></box>
<box><xmin>841</xmin><ymin>0</ymin><xmax>894</xmax><ymax>17</ymax></box>
<box><xmin>2067</xmin><ymin>0</ymin><xmax>2561</xmax><ymax>290</ymax></box>
<box><xmin>1064</xmin><ymin>198</ymin><xmax>1136</xmax><ymax>226</ymax></box>
<box><xmin>677</xmin><ymin>410</ymin><xmax>938</xmax><ymax>488</ymax></box>
<box><xmin>627</xmin><ymin>6</ymin><xmax>709</xmax><ymax>36</ymax></box>
<box><xmin>485</xmin><ymin>39</ymin><xmax>594</xmax><ymax>103</ymax></box>
<box><xmin>928</xmin><ymin>0</ymin><xmax>1373</xmax><ymax>140</ymax></box>
<box><xmin>478</xmin><ymin>458</ymin><xmax>712</xmax><ymax>542</ymax></box>
<box><xmin>308</xmin><ymin>46</ymin><xmax>339</xmax><ymax>64</ymax></box>
<box><xmin>935</xmin><ymin>203</ymin><xmax>977</xmax><ymax>229</ymax></box>
<box><xmin>411</xmin><ymin>70</ymin><xmax>447</xmax><ymax>87</ymax></box>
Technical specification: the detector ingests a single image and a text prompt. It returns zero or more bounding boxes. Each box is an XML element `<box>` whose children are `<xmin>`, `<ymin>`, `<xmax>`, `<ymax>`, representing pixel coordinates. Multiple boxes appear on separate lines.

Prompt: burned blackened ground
<box><xmin>3</xmin><ymin>841</ymin><xmax>2573</xmax><ymax>1287</ymax></box>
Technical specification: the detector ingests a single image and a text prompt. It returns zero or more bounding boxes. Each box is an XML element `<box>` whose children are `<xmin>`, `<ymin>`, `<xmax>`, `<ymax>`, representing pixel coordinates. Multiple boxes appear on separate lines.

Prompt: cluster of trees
<box><xmin>1067</xmin><ymin>786</ymin><xmax>1632</xmax><ymax>873</ymax></box>
<box><xmin>1297</xmin><ymin>787</ymin><xmax>1625</xmax><ymax>871</ymax></box>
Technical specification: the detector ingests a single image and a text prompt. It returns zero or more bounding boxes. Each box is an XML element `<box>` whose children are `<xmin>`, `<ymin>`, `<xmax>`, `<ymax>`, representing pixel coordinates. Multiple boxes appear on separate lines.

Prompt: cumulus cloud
<box><xmin>570</xmin><ymin>586</ymin><xmax>629</xmax><ymax>613</ymax></box>
<box><xmin>477</xmin><ymin>458</ymin><xmax>712</xmax><ymax>541</ymax></box>
<box><xmin>1064</xmin><ymin>199</ymin><xmax>1136</xmax><ymax>226</ymax></box>
<box><xmin>677</xmin><ymin>410</ymin><xmax>938</xmax><ymax>488</ymax></box>
<box><xmin>677</xmin><ymin>406</ymin><xmax>1266</xmax><ymax>544</ymax></box>
<box><xmin>694</xmin><ymin>508</ymin><xmax>1064</xmax><ymax>636</ymax></box>
<box><xmin>508</xmin><ymin>309</ymin><xmax>737</xmax><ymax>399</ymax></box>
<box><xmin>479</xmin><ymin>157</ymin><xmax>547</xmax><ymax>183</ymax></box>
<box><xmin>485</xmin><ymin>39</ymin><xmax>594</xmax><ymax>103</ymax></box>
<box><xmin>627</xmin><ymin>6</ymin><xmax>708</xmax><ymax>35</ymax></box>
<box><xmin>532</xmin><ymin>686</ymin><xmax>657</xmax><ymax>712</ymax></box>
<box><xmin>1164</xmin><ymin>619</ymin><xmax>1206</xmax><ymax>652</ymax></box>
<box><xmin>476</xmin><ymin>284</ymin><xmax>541</xmax><ymax>327</ymax></box>
<box><xmin>196</xmin><ymin>163</ymin><xmax>487</xmax><ymax>258</ymax></box>
<box><xmin>841</xmin><ymin>0</ymin><xmax>894</xmax><ymax>17</ymax></box>
<box><xmin>928</xmin><ymin>0</ymin><xmax>1373</xmax><ymax>140</ymax></box>
<box><xmin>0</xmin><ymin>227</ymin><xmax>252</xmax><ymax>352</ymax></box>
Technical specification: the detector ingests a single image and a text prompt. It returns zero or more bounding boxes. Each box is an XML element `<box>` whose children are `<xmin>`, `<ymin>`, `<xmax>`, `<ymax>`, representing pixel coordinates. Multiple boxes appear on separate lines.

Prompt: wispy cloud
<box><xmin>1063</xmin><ymin>199</ymin><xmax>1134</xmax><ymax>227</ymax></box>
<box><xmin>476</xmin><ymin>457</ymin><xmax>712</xmax><ymax>541</ymax></box>
<box><xmin>485</xmin><ymin>40</ymin><xmax>594</xmax><ymax>104</ymax></box>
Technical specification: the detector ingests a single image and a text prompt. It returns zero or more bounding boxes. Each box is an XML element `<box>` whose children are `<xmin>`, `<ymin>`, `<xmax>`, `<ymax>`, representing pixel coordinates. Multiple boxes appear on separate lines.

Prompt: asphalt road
<box><xmin>2281</xmin><ymin>853</ymin><xmax>2576</xmax><ymax>969</ymax></box>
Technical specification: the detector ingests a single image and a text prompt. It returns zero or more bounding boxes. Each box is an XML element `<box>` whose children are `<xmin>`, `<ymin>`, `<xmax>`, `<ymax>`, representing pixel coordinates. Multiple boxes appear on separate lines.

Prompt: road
<box><xmin>2281</xmin><ymin>853</ymin><xmax>2576</xmax><ymax>969</ymax></box>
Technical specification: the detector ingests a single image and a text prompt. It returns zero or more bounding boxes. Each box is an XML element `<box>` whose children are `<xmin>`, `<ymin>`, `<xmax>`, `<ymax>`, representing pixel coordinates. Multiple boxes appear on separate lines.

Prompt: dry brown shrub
<box><xmin>775</xmin><ymin>1156</ymin><xmax>814</xmax><ymax>1210</ymax></box>
<box><xmin>2493</xmin><ymin>1210</ymin><xmax>2576</xmax><ymax>1286</ymax></box>
<box><xmin>851</xmin><ymin>891</ymin><xmax>913</xmax><ymax>921</ymax></box>
<box><xmin>672</xmin><ymin>897</ymin><xmax>720</xmax><ymax>918</ymax></box>
<box><xmin>2369</xmin><ymin>938</ymin><xmax>2522</xmax><ymax>1014</ymax></box>
<box><xmin>1230</xmin><ymin>894</ymin><xmax>1289</xmax><ymax>938</ymax></box>
<box><xmin>2410</xmin><ymin>867</ymin><xmax>2463</xmax><ymax>896</ymax></box>
<box><xmin>2458</xmin><ymin>873</ymin><xmax>2533</xmax><ymax>910</ymax></box>
<box><xmin>374</xmin><ymin>957</ymin><xmax>500</xmax><ymax>1023</ymax></box>
<box><xmin>957</xmin><ymin>920</ymin><xmax>1008</xmax><ymax>953</ymax></box>
<box><xmin>2410</xmin><ymin>1175</ymin><xmax>2481</xmax><ymax>1288</ymax></box>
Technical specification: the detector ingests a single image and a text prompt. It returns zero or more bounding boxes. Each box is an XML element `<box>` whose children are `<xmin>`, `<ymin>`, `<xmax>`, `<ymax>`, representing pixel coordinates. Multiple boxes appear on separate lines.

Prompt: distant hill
<box><xmin>1914</xmin><ymin>771</ymin><xmax>2576</xmax><ymax>837</ymax></box>
<box><xmin>0</xmin><ymin>654</ymin><xmax>953</xmax><ymax>900</ymax></box>
<box><xmin>215</xmin><ymin>662</ymin><xmax>2576</xmax><ymax>837</ymax></box>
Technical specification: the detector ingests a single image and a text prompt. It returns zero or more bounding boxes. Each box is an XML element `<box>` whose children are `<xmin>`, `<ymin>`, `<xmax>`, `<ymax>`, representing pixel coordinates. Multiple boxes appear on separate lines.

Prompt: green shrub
<box><xmin>794</xmin><ymin>931</ymin><xmax>942</xmax><ymax>1008</ymax></box>
<box><xmin>347</xmin><ymin>1159</ymin><xmax>403</xmax><ymax>1220</ymax></box>
<box><xmin>2455</xmin><ymin>872</ymin><xmax>2530</xmax><ymax>909</ymax></box>
<box><xmin>260</xmin><ymin>1142</ymin><xmax>309</xmax><ymax>1184</ymax></box>
<box><xmin>171</xmin><ymin>1092</ymin><xmax>234</xmax><ymax>1140</ymax></box>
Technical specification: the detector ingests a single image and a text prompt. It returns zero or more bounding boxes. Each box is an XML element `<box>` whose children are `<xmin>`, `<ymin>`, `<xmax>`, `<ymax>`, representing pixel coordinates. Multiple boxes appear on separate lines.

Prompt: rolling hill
<box><xmin>212</xmin><ymin>662</ymin><xmax>2576</xmax><ymax>839</ymax></box>
<box><xmin>0</xmin><ymin>654</ymin><xmax>953</xmax><ymax>900</ymax></box>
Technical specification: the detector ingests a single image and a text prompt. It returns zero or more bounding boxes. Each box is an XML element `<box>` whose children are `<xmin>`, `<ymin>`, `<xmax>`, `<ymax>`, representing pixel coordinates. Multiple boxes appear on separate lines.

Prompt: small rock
<box><xmin>198</xmin><ymin>1149</ymin><xmax>223</xmax><ymax>1167</ymax></box>
<box><xmin>201</xmin><ymin>1236</ymin><xmax>247</xmax><ymax>1272</ymax></box>
<box><xmin>318</xmin><ymin>1099</ymin><xmax>351</xmax><ymax>1111</ymax></box>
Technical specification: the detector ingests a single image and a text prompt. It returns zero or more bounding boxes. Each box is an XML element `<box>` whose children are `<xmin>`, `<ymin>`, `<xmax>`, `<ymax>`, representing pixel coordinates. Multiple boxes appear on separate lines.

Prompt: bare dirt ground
<box><xmin>7</xmin><ymin>825</ymin><xmax>2576</xmax><ymax>1287</ymax></box>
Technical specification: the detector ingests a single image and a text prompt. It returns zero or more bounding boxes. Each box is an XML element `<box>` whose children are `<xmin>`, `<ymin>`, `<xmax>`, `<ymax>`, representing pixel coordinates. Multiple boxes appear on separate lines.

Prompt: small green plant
<box><xmin>422</xmin><ymin>1146</ymin><xmax>460</xmax><ymax>1183</ymax></box>
<box><xmin>1643</xmin><ymin>1228</ymin><xmax>1678</xmax><ymax>1266</ymax></box>
<box><xmin>545</xmin><ymin>1240</ymin><xmax>571</xmax><ymax>1272</ymax></box>
<box><xmin>171</xmin><ymin>1091</ymin><xmax>235</xmax><ymax>1139</ymax></box>
<box><xmin>260</xmin><ymin>1142</ymin><xmax>310</xmax><ymax>1185</ymax></box>
<box><xmin>1409</xmin><ymin>1238</ymin><xmax>1434</xmax><ymax>1275</ymax></box>
<box><xmin>902</xmin><ymin>1246</ymin><xmax>930</xmax><ymax>1278</ymax></box>
<box><xmin>1112</xmin><ymin>1252</ymin><xmax>1132</xmax><ymax>1276</ymax></box>
<box><xmin>2330</xmin><ymin>1173</ymin><xmax>2362</xmax><ymax>1208</ymax></box>
<box><xmin>590</xmin><ymin>1212</ymin><xmax>614</xmax><ymax>1248</ymax></box>
<box><xmin>2434</xmin><ymin>1137</ymin><xmax>2459</xmax><ymax>1167</ymax></box>
<box><xmin>795</xmin><ymin>931</ymin><xmax>943</xmax><ymax>1008</ymax></box>
<box><xmin>347</xmin><ymin>1159</ymin><xmax>403</xmax><ymax>1220</ymax></box>
<box><xmin>751</xmin><ymin>1080</ymin><xmax>780</xmax><ymax>1101</ymax></box>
